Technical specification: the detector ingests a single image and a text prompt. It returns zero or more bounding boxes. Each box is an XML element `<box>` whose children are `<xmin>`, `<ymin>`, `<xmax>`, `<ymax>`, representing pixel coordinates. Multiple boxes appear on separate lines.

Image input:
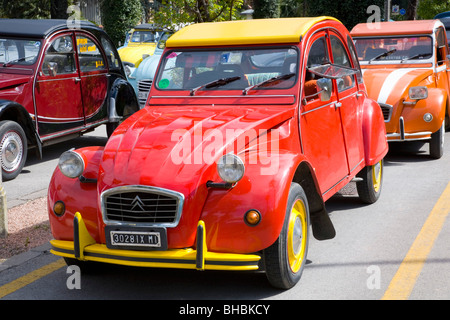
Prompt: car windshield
<box><xmin>155</xmin><ymin>47</ymin><xmax>298</xmax><ymax>93</ymax></box>
<box><xmin>130</xmin><ymin>30</ymin><xmax>160</xmax><ymax>43</ymax></box>
<box><xmin>354</xmin><ymin>36</ymin><xmax>433</xmax><ymax>63</ymax></box>
<box><xmin>0</xmin><ymin>38</ymin><xmax>41</xmax><ymax>67</ymax></box>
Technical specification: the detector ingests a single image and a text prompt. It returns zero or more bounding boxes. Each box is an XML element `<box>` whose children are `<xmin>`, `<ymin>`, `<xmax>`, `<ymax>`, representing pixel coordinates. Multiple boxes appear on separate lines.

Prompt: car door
<box><xmin>300</xmin><ymin>32</ymin><xmax>348</xmax><ymax>196</ymax></box>
<box><xmin>329</xmin><ymin>32</ymin><xmax>365</xmax><ymax>175</ymax></box>
<box><xmin>75</xmin><ymin>33</ymin><xmax>108</xmax><ymax>126</ymax></box>
<box><xmin>34</xmin><ymin>33</ymin><xmax>84</xmax><ymax>138</ymax></box>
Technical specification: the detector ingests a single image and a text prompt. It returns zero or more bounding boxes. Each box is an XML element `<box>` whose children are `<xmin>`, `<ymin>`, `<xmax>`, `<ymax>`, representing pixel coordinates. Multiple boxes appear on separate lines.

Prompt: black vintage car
<box><xmin>0</xmin><ymin>19</ymin><xmax>139</xmax><ymax>180</ymax></box>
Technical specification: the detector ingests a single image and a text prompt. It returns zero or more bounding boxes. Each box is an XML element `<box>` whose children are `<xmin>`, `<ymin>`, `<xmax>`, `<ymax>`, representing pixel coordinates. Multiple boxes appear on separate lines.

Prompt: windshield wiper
<box><xmin>369</xmin><ymin>49</ymin><xmax>397</xmax><ymax>64</ymax></box>
<box><xmin>401</xmin><ymin>53</ymin><xmax>432</xmax><ymax>63</ymax></box>
<box><xmin>242</xmin><ymin>73</ymin><xmax>295</xmax><ymax>95</ymax></box>
<box><xmin>190</xmin><ymin>76</ymin><xmax>241</xmax><ymax>96</ymax></box>
<box><xmin>3</xmin><ymin>55</ymin><xmax>36</xmax><ymax>67</ymax></box>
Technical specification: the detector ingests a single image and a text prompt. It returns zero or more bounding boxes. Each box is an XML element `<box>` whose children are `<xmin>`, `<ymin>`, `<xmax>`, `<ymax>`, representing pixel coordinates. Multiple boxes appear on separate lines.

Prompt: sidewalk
<box><xmin>0</xmin><ymin>197</ymin><xmax>52</xmax><ymax>266</ymax></box>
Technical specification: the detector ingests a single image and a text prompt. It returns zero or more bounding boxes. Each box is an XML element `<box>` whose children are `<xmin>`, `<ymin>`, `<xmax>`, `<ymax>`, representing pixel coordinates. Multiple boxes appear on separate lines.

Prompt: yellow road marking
<box><xmin>382</xmin><ymin>181</ymin><xmax>450</xmax><ymax>300</ymax></box>
<box><xmin>0</xmin><ymin>259</ymin><xmax>65</xmax><ymax>299</ymax></box>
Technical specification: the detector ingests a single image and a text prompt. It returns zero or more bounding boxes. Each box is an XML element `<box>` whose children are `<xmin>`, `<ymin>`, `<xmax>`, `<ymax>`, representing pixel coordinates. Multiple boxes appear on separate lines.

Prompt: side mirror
<box><xmin>317</xmin><ymin>78</ymin><xmax>332</xmax><ymax>102</ymax></box>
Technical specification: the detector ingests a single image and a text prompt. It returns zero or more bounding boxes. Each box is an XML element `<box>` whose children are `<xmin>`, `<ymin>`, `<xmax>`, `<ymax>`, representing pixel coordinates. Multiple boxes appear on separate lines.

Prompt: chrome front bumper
<box><xmin>387</xmin><ymin>116</ymin><xmax>432</xmax><ymax>142</ymax></box>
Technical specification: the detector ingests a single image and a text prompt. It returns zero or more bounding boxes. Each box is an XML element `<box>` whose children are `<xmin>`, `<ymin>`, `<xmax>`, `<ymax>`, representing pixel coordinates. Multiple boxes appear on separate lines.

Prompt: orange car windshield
<box><xmin>155</xmin><ymin>47</ymin><xmax>299</xmax><ymax>93</ymax></box>
<box><xmin>354</xmin><ymin>36</ymin><xmax>432</xmax><ymax>63</ymax></box>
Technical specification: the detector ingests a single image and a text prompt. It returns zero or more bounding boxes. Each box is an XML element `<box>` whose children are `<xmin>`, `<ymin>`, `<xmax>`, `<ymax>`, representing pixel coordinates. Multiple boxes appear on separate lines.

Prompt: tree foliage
<box><xmin>101</xmin><ymin>0</ymin><xmax>143</xmax><ymax>47</ymax></box>
<box><xmin>1</xmin><ymin>0</ymin><xmax>51</xmax><ymax>19</ymax></box>
<box><xmin>304</xmin><ymin>0</ymin><xmax>385</xmax><ymax>30</ymax></box>
<box><xmin>253</xmin><ymin>0</ymin><xmax>280</xmax><ymax>19</ymax></box>
<box><xmin>152</xmin><ymin>0</ymin><xmax>244</xmax><ymax>31</ymax></box>
<box><xmin>417</xmin><ymin>0</ymin><xmax>450</xmax><ymax>19</ymax></box>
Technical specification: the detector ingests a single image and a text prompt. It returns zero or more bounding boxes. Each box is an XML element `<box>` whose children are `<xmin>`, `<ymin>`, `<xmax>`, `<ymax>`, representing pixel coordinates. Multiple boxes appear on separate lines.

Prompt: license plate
<box><xmin>105</xmin><ymin>226</ymin><xmax>167</xmax><ymax>250</ymax></box>
<box><xmin>111</xmin><ymin>230</ymin><xmax>160</xmax><ymax>247</ymax></box>
<box><xmin>138</xmin><ymin>91</ymin><xmax>148</xmax><ymax>100</ymax></box>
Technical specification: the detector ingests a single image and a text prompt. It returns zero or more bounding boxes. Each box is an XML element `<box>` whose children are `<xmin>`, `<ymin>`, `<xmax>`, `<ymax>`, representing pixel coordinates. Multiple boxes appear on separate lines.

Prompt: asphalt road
<box><xmin>1</xmin><ymin>129</ymin><xmax>450</xmax><ymax>302</ymax></box>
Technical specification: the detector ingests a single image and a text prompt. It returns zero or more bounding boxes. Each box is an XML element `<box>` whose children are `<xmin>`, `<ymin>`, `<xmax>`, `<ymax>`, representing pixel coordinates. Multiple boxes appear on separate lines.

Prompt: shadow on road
<box><xmin>24</xmin><ymin>131</ymin><xmax>108</xmax><ymax>167</ymax></box>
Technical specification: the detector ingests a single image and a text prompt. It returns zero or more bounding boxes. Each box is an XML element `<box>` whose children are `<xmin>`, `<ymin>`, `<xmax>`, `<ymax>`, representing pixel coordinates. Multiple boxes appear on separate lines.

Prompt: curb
<box><xmin>0</xmin><ymin>242</ymin><xmax>52</xmax><ymax>272</ymax></box>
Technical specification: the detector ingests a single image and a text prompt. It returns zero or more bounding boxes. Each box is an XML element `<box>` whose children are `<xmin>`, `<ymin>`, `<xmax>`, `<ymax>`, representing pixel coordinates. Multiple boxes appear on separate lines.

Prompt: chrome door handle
<box><xmin>74</xmin><ymin>77</ymin><xmax>81</xmax><ymax>83</ymax></box>
<box><xmin>334</xmin><ymin>102</ymin><xmax>342</xmax><ymax>109</ymax></box>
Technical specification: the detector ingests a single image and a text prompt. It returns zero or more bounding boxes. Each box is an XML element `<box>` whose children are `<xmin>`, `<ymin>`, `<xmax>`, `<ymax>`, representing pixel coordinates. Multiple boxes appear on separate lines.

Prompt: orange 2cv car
<box><xmin>351</xmin><ymin>20</ymin><xmax>450</xmax><ymax>159</ymax></box>
<box><xmin>48</xmin><ymin>17</ymin><xmax>388</xmax><ymax>289</ymax></box>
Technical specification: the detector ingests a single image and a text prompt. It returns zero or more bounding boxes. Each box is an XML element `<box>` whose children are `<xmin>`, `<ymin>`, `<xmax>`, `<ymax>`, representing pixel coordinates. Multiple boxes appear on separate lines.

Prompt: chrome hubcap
<box><xmin>1</xmin><ymin>131</ymin><xmax>23</xmax><ymax>172</ymax></box>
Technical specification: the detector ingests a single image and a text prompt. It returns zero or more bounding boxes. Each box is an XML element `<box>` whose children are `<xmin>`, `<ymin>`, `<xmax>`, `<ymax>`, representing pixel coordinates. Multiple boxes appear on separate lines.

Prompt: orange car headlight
<box><xmin>409</xmin><ymin>86</ymin><xmax>428</xmax><ymax>100</ymax></box>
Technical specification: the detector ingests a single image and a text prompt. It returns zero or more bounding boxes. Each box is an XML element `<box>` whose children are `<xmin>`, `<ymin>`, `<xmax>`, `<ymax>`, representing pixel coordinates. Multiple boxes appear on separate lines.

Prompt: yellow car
<box><xmin>118</xmin><ymin>24</ymin><xmax>164</xmax><ymax>71</ymax></box>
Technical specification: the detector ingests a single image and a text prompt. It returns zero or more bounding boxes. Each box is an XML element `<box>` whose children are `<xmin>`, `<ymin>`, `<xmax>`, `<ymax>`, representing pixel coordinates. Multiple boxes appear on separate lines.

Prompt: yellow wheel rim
<box><xmin>372</xmin><ymin>160</ymin><xmax>382</xmax><ymax>193</ymax></box>
<box><xmin>287</xmin><ymin>199</ymin><xmax>308</xmax><ymax>273</ymax></box>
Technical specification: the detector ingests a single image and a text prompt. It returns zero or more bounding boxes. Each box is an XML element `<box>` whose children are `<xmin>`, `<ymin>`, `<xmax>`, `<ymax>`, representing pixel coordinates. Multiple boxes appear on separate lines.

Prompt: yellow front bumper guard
<box><xmin>50</xmin><ymin>213</ymin><xmax>261</xmax><ymax>271</ymax></box>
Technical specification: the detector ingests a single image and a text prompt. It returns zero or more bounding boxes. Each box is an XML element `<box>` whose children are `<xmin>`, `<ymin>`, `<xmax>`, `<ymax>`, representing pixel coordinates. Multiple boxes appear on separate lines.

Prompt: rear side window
<box><xmin>330</xmin><ymin>35</ymin><xmax>355</xmax><ymax>92</ymax></box>
<box><xmin>101</xmin><ymin>36</ymin><xmax>121</xmax><ymax>69</ymax></box>
<box><xmin>347</xmin><ymin>35</ymin><xmax>363</xmax><ymax>84</ymax></box>
<box><xmin>76</xmin><ymin>35</ymin><xmax>106</xmax><ymax>72</ymax></box>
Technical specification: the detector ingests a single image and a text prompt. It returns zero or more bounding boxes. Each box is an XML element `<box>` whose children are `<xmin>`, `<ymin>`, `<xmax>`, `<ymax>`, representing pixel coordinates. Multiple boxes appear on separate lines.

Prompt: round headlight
<box><xmin>58</xmin><ymin>150</ymin><xmax>85</xmax><ymax>178</ymax></box>
<box><xmin>217</xmin><ymin>153</ymin><xmax>245</xmax><ymax>183</ymax></box>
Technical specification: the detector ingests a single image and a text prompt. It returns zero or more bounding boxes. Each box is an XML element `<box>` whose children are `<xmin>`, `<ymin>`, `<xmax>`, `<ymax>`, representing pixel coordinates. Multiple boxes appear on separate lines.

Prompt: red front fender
<box><xmin>362</xmin><ymin>97</ymin><xmax>389</xmax><ymax>165</ymax></box>
<box><xmin>200</xmin><ymin>151</ymin><xmax>304</xmax><ymax>254</ymax></box>
<box><xmin>47</xmin><ymin>146</ymin><xmax>104</xmax><ymax>243</ymax></box>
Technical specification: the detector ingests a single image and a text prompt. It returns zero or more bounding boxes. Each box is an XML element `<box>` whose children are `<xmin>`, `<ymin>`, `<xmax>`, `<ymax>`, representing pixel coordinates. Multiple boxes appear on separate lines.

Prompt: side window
<box><xmin>304</xmin><ymin>36</ymin><xmax>331</xmax><ymax>102</ymax></box>
<box><xmin>42</xmin><ymin>35</ymin><xmax>76</xmax><ymax>76</ymax></box>
<box><xmin>101</xmin><ymin>36</ymin><xmax>120</xmax><ymax>69</ymax></box>
<box><xmin>330</xmin><ymin>35</ymin><xmax>355</xmax><ymax>92</ymax></box>
<box><xmin>436</xmin><ymin>27</ymin><xmax>448</xmax><ymax>66</ymax></box>
<box><xmin>347</xmin><ymin>35</ymin><xmax>363</xmax><ymax>84</ymax></box>
<box><xmin>76</xmin><ymin>35</ymin><xmax>107</xmax><ymax>72</ymax></box>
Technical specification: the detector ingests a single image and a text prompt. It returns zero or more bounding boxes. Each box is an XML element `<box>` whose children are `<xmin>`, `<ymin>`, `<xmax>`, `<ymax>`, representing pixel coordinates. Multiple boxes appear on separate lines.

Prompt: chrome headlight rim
<box><xmin>58</xmin><ymin>150</ymin><xmax>85</xmax><ymax>179</ymax></box>
<box><xmin>216</xmin><ymin>153</ymin><xmax>245</xmax><ymax>184</ymax></box>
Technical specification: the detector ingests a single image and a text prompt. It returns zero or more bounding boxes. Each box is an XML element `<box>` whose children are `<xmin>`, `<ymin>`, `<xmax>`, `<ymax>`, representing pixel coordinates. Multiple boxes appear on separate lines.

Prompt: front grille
<box><xmin>137</xmin><ymin>79</ymin><xmax>152</xmax><ymax>108</ymax></box>
<box><xmin>101</xmin><ymin>186</ymin><xmax>184</xmax><ymax>227</ymax></box>
<box><xmin>379</xmin><ymin>103</ymin><xmax>393</xmax><ymax>122</ymax></box>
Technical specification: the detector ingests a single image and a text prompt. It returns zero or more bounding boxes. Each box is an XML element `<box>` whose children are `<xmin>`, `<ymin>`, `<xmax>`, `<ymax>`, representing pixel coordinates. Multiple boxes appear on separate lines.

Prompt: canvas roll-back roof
<box><xmin>0</xmin><ymin>19</ymin><xmax>98</xmax><ymax>38</ymax></box>
<box><xmin>166</xmin><ymin>16</ymin><xmax>340</xmax><ymax>47</ymax></box>
<box><xmin>351</xmin><ymin>20</ymin><xmax>443</xmax><ymax>37</ymax></box>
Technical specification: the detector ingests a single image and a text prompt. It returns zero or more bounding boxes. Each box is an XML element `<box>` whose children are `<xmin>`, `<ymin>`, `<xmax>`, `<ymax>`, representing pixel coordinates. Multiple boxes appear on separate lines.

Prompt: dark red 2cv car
<box><xmin>0</xmin><ymin>19</ymin><xmax>138</xmax><ymax>180</ymax></box>
<box><xmin>48</xmin><ymin>17</ymin><xmax>388</xmax><ymax>289</ymax></box>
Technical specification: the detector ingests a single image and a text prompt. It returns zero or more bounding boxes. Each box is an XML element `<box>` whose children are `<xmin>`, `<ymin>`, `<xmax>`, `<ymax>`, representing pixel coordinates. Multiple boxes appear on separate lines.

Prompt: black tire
<box><xmin>430</xmin><ymin>121</ymin><xmax>444</xmax><ymax>159</ymax></box>
<box><xmin>0</xmin><ymin>121</ymin><xmax>27</xmax><ymax>181</ymax></box>
<box><xmin>356</xmin><ymin>159</ymin><xmax>383</xmax><ymax>204</ymax></box>
<box><xmin>264</xmin><ymin>183</ymin><xmax>310</xmax><ymax>289</ymax></box>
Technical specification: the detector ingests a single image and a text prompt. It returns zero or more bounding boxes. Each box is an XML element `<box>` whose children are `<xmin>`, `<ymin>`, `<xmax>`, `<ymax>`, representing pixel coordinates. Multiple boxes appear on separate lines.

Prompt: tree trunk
<box><xmin>406</xmin><ymin>0</ymin><xmax>418</xmax><ymax>20</ymax></box>
<box><xmin>51</xmin><ymin>0</ymin><xmax>68</xmax><ymax>19</ymax></box>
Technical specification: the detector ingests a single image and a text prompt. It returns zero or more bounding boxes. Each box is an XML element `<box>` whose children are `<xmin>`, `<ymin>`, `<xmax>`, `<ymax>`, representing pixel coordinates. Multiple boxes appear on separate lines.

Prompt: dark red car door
<box><xmin>34</xmin><ymin>32</ymin><xmax>84</xmax><ymax>139</ymax></box>
<box><xmin>75</xmin><ymin>34</ymin><xmax>108</xmax><ymax>126</ymax></box>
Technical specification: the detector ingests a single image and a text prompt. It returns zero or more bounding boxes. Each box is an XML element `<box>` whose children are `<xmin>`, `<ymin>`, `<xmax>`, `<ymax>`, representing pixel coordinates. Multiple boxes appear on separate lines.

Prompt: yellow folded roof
<box><xmin>166</xmin><ymin>17</ymin><xmax>340</xmax><ymax>47</ymax></box>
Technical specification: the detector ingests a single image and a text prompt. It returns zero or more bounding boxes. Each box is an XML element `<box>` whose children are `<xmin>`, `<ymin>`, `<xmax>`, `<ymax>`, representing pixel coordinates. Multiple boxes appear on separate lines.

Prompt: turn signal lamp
<box><xmin>53</xmin><ymin>201</ymin><xmax>66</xmax><ymax>216</ymax></box>
<box><xmin>245</xmin><ymin>210</ymin><xmax>261</xmax><ymax>226</ymax></box>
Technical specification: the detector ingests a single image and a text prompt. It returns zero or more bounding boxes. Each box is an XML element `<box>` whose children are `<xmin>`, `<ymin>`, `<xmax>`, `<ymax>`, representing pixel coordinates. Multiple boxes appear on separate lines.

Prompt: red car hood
<box><xmin>0</xmin><ymin>73</ymin><xmax>31</xmax><ymax>90</ymax></box>
<box><xmin>98</xmin><ymin>104</ymin><xmax>294</xmax><ymax>192</ymax></box>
